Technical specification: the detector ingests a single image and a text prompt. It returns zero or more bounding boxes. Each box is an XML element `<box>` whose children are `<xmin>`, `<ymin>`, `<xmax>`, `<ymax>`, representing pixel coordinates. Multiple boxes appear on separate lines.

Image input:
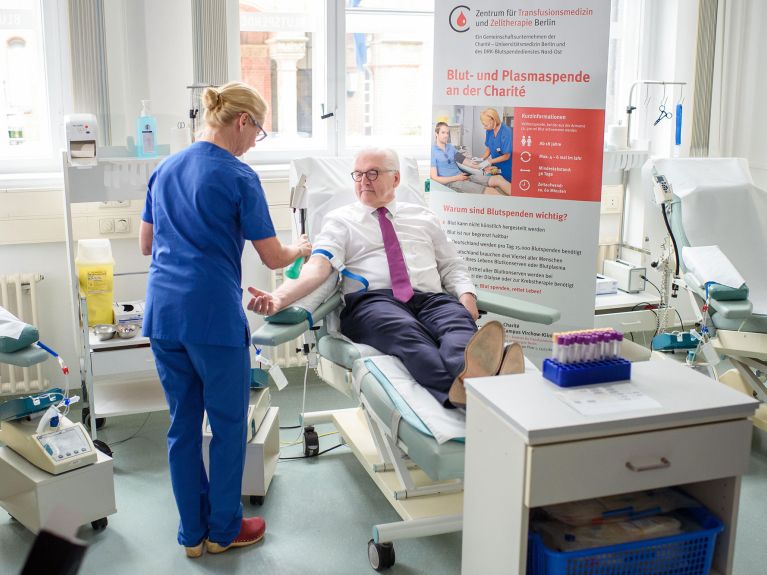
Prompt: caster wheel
<box><xmin>249</xmin><ymin>495</ymin><xmax>265</xmax><ymax>506</ymax></box>
<box><xmin>368</xmin><ymin>539</ymin><xmax>395</xmax><ymax>571</ymax></box>
<box><xmin>91</xmin><ymin>517</ymin><xmax>108</xmax><ymax>530</ymax></box>
<box><xmin>93</xmin><ymin>439</ymin><xmax>113</xmax><ymax>457</ymax></box>
<box><xmin>303</xmin><ymin>426</ymin><xmax>319</xmax><ymax>457</ymax></box>
<box><xmin>82</xmin><ymin>408</ymin><xmax>106</xmax><ymax>430</ymax></box>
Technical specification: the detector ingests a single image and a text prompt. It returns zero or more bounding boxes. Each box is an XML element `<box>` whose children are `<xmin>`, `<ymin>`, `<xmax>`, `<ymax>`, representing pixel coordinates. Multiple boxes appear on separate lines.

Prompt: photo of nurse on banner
<box><xmin>430</xmin><ymin>105</ymin><xmax>513</xmax><ymax>196</ymax></box>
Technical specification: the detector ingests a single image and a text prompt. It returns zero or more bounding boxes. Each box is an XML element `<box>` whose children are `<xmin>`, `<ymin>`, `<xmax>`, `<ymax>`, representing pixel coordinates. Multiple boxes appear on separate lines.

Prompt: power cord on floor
<box><xmin>278</xmin><ymin>442</ymin><xmax>346</xmax><ymax>461</ymax></box>
<box><xmin>105</xmin><ymin>412</ymin><xmax>153</xmax><ymax>450</ymax></box>
<box><xmin>281</xmin><ymin>430</ymin><xmax>338</xmax><ymax>447</ymax></box>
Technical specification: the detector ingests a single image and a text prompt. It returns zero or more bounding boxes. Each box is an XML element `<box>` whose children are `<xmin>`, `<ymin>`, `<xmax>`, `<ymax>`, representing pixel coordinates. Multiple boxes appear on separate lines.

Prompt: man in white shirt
<box><xmin>248</xmin><ymin>148</ymin><xmax>520</xmax><ymax>407</ymax></box>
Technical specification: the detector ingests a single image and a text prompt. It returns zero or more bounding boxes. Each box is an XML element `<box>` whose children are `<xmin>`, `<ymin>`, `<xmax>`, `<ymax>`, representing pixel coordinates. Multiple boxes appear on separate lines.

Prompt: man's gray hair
<box><xmin>355</xmin><ymin>147</ymin><xmax>400</xmax><ymax>172</ymax></box>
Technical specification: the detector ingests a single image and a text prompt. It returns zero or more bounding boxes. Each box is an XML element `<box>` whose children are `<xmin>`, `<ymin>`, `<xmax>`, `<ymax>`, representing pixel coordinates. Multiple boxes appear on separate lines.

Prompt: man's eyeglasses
<box><xmin>245</xmin><ymin>114</ymin><xmax>268</xmax><ymax>141</ymax></box>
<box><xmin>350</xmin><ymin>169</ymin><xmax>397</xmax><ymax>182</ymax></box>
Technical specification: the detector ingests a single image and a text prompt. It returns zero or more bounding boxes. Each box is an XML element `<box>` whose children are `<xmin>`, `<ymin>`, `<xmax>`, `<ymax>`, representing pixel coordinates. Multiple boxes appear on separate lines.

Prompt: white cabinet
<box><xmin>462</xmin><ymin>360</ymin><xmax>758</xmax><ymax>575</ymax></box>
<box><xmin>0</xmin><ymin>447</ymin><xmax>115</xmax><ymax>533</ymax></box>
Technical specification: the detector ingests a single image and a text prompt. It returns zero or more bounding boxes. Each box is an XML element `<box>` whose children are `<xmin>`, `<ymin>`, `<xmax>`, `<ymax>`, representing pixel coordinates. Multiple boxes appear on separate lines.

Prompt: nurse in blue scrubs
<box><xmin>478</xmin><ymin>107</ymin><xmax>512</xmax><ymax>182</ymax></box>
<box><xmin>139</xmin><ymin>82</ymin><xmax>311</xmax><ymax>558</ymax></box>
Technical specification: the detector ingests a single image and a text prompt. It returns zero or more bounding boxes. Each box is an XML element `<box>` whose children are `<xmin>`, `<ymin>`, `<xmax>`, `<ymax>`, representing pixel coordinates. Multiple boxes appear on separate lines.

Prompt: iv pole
<box><xmin>625</xmin><ymin>80</ymin><xmax>687</xmax><ymax>149</ymax></box>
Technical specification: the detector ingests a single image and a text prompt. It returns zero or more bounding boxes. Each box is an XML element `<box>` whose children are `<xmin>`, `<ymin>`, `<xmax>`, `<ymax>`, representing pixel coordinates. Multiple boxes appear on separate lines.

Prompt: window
<box><xmin>0</xmin><ymin>0</ymin><xmax>65</xmax><ymax>172</ymax></box>
<box><xmin>343</xmin><ymin>0</ymin><xmax>433</xmax><ymax>152</ymax></box>
<box><xmin>605</xmin><ymin>0</ymin><xmax>642</xmax><ymax>131</ymax></box>
<box><xmin>238</xmin><ymin>0</ymin><xmax>328</xmax><ymax>161</ymax></box>
<box><xmin>237</xmin><ymin>0</ymin><xmax>434</xmax><ymax>162</ymax></box>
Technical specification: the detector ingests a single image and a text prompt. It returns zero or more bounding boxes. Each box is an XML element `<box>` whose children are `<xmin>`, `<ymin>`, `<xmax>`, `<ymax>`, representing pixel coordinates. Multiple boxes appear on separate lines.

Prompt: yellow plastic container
<box><xmin>76</xmin><ymin>239</ymin><xmax>115</xmax><ymax>326</ymax></box>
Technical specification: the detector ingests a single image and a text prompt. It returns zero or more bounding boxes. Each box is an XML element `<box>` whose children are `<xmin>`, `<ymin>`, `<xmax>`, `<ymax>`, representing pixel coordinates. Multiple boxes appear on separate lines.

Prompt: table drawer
<box><xmin>90</xmin><ymin>346</ymin><xmax>156</xmax><ymax>377</ymax></box>
<box><xmin>526</xmin><ymin>419</ymin><xmax>752</xmax><ymax>507</ymax></box>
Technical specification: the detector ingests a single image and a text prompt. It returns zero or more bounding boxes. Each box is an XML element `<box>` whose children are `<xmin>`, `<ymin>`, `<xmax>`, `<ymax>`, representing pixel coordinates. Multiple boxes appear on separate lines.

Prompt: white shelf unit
<box><xmin>62</xmin><ymin>149</ymin><xmax>167</xmax><ymax>439</ymax></box>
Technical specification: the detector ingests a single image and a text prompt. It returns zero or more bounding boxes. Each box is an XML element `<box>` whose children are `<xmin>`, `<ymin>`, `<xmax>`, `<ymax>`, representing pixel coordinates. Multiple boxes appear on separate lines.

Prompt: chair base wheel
<box><xmin>249</xmin><ymin>495</ymin><xmax>265</xmax><ymax>505</ymax></box>
<box><xmin>91</xmin><ymin>517</ymin><xmax>108</xmax><ymax>530</ymax></box>
<box><xmin>368</xmin><ymin>539</ymin><xmax>395</xmax><ymax>571</ymax></box>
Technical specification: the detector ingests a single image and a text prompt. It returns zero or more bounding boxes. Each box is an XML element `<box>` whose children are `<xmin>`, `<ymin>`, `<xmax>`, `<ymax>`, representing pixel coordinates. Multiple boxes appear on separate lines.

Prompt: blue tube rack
<box><xmin>542</xmin><ymin>358</ymin><xmax>631</xmax><ymax>388</ymax></box>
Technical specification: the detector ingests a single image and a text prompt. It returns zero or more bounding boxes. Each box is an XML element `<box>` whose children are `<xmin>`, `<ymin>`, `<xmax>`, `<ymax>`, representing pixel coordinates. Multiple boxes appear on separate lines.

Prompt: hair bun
<box><xmin>203</xmin><ymin>87</ymin><xmax>223</xmax><ymax>111</ymax></box>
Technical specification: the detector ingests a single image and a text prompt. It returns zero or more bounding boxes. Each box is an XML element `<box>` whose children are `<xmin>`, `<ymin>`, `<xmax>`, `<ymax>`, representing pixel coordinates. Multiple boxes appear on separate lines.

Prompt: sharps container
<box><xmin>76</xmin><ymin>239</ymin><xmax>115</xmax><ymax>326</ymax></box>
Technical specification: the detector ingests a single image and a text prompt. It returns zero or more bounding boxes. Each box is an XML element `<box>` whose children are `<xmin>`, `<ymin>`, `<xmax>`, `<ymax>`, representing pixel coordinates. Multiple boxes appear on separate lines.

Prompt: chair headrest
<box><xmin>289</xmin><ymin>156</ymin><xmax>425</xmax><ymax>238</ymax></box>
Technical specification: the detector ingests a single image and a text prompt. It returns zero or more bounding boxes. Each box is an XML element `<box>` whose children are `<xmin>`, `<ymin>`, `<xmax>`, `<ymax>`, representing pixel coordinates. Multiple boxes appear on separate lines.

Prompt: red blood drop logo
<box><xmin>457</xmin><ymin>11</ymin><xmax>466</xmax><ymax>27</ymax></box>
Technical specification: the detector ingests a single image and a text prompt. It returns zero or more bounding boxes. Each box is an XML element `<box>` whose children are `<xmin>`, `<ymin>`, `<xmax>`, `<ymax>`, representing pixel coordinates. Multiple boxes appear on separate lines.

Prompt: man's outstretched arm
<box><xmin>247</xmin><ymin>255</ymin><xmax>334</xmax><ymax>316</ymax></box>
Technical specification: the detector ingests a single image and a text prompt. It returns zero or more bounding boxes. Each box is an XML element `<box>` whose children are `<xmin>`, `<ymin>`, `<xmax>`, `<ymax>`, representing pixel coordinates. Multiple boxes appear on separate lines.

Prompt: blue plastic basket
<box><xmin>542</xmin><ymin>358</ymin><xmax>632</xmax><ymax>388</ymax></box>
<box><xmin>528</xmin><ymin>507</ymin><xmax>724</xmax><ymax>575</ymax></box>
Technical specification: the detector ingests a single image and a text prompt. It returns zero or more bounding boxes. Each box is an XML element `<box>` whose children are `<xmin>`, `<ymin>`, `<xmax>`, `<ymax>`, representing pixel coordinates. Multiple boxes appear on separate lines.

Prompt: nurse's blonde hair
<box><xmin>479</xmin><ymin>107</ymin><xmax>501</xmax><ymax>127</ymax></box>
<box><xmin>201</xmin><ymin>82</ymin><xmax>268</xmax><ymax>129</ymax></box>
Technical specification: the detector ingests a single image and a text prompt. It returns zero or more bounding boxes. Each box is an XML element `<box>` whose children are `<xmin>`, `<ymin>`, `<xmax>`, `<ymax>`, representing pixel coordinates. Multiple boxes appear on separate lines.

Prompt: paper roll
<box><xmin>606</xmin><ymin>124</ymin><xmax>628</xmax><ymax>150</ymax></box>
<box><xmin>170</xmin><ymin>122</ymin><xmax>192</xmax><ymax>154</ymax></box>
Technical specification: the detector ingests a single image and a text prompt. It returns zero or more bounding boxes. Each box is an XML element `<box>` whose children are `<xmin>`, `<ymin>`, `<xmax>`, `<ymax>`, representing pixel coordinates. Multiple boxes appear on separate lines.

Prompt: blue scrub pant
<box><xmin>340</xmin><ymin>290</ymin><xmax>477</xmax><ymax>405</ymax></box>
<box><xmin>150</xmin><ymin>338</ymin><xmax>250</xmax><ymax>547</ymax></box>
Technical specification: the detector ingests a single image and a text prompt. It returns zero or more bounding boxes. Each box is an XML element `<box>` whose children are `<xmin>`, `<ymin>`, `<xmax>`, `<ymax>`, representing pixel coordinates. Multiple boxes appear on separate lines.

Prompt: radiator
<box><xmin>0</xmin><ymin>273</ymin><xmax>47</xmax><ymax>395</ymax></box>
<box><xmin>266</xmin><ymin>269</ymin><xmax>305</xmax><ymax>368</ymax></box>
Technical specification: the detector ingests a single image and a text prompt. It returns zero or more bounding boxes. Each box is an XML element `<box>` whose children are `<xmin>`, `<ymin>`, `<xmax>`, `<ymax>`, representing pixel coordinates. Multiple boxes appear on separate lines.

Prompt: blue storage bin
<box><xmin>528</xmin><ymin>507</ymin><xmax>724</xmax><ymax>575</ymax></box>
<box><xmin>542</xmin><ymin>358</ymin><xmax>631</xmax><ymax>387</ymax></box>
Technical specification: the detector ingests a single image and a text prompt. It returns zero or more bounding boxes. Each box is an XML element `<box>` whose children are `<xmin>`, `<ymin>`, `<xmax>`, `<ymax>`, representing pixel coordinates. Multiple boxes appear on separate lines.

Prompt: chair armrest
<box><xmin>475</xmin><ymin>289</ymin><xmax>561</xmax><ymax>325</ymax></box>
<box><xmin>0</xmin><ymin>345</ymin><xmax>49</xmax><ymax>368</ymax></box>
<box><xmin>684</xmin><ymin>274</ymin><xmax>753</xmax><ymax>319</ymax></box>
<box><xmin>251</xmin><ymin>291</ymin><xmax>343</xmax><ymax>347</ymax></box>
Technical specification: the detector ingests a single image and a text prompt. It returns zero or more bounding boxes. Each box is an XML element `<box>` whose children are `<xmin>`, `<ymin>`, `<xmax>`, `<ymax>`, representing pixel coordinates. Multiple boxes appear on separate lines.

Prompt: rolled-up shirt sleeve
<box><xmin>428</xmin><ymin>214</ymin><xmax>475</xmax><ymax>298</ymax></box>
<box><xmin>312</xmin><ymin>213</ymin><xmax>349</xmax><ymax>271</ymax></box>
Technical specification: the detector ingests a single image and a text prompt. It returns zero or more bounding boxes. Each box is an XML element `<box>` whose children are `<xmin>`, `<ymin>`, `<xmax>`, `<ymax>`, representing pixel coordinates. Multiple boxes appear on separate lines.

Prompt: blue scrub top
<box><xmin>431</xmin><ymin>143</ymin><xmax>462</xmax><ymax>177</ymax></box>
<box><xmin>484</xmin><ymin>123</ymin><xmax>512</xmax><ymax>181</ymax></box>
<box><xmin>141</xmin><ymin>141</ymin><xmax>276</xmax><ymax>347</ymax></box>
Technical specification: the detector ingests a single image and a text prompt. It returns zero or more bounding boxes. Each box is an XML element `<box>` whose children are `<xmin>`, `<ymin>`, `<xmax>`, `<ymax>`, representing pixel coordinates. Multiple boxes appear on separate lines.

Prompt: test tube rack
<box><xmin>542</xmin><ymin>357</ymin><xmax>632</xmax><ymax>388</ymax></box>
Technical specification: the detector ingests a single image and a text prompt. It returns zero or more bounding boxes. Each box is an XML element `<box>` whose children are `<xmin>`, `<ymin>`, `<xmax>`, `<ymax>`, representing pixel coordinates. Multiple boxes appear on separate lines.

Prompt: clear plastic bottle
<box><xmin>136</xmin><ymin>100</ymin><xmax>158</xmax><ymax>158</ymax></box>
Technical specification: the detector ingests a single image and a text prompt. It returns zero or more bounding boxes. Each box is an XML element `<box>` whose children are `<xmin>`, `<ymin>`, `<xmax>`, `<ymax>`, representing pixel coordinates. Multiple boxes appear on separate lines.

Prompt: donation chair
<box><xmin>251</xmin><ymin>157</ymin><xmax>559</xmax><ymax>571</ymax></box>
<box><xmin>649</xmin><ymin>158</ymin><xmax>767</xmax><ymax>423</ymax></box>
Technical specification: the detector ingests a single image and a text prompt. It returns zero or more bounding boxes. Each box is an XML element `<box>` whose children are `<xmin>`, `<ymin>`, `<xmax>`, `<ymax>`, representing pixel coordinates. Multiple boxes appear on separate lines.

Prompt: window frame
<box><xmin>238</xmin><ymin>0</ymin><xmax>435</xmax><ymax>166</ymax></box>
<box><xmin>0</xmin><ymin>0</ymin><xmax>70</xmax><ymax>175</ymax></box>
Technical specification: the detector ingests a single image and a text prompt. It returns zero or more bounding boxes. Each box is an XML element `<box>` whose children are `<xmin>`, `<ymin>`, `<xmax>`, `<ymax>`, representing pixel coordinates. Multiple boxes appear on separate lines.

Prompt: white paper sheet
<box><xmin>557</xmin><ymin>383</ymin><xmax>661</xmax><ymax>416</ymax></box>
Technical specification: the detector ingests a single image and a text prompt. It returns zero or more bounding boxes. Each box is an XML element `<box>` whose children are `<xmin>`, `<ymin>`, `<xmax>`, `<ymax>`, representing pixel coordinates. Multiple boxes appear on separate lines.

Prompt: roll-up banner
<box><xmin>431</xmin><ymin>1</ymin><xmax>610</xmax><ymax>358</ymax></box>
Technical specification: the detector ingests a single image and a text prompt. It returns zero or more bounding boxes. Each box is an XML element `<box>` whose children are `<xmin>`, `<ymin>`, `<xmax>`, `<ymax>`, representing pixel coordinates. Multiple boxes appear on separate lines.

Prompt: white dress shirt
<box><xmin>313</xmin><ymin>199</ymin><xmax>475</xmax><ymax>298</ymax></box>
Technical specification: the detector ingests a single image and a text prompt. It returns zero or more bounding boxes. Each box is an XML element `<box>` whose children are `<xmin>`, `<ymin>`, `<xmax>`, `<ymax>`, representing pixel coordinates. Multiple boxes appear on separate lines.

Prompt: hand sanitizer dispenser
<box><xmin>136</xmin><ymin>100</ymin><xmax>157</xmax><ymax>158</ymax></box>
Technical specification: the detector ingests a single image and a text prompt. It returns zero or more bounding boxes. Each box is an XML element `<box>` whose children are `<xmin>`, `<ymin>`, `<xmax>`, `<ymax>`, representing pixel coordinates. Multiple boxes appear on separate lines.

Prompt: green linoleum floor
<box><xmin>2</xmin><ymin>366</ymin><xmax>767</xmax><ymax>574</ymax></box>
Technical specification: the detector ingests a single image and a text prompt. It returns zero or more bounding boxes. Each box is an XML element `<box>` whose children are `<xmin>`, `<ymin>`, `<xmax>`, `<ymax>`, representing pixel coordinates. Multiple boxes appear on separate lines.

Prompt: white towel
<box><xmin>0</xmin><ymin>307</ymin><xmax>26</xmax><ymax>339</ymax></box>
<box><xmin>366</xmin><ymin>354</ymin><xmax>538</xmax><ymax>444</ymax></box>
<box><xmin>682</xmin><ymin>245</ymin><xmax>746</xmax><ymax>290</ymax></box>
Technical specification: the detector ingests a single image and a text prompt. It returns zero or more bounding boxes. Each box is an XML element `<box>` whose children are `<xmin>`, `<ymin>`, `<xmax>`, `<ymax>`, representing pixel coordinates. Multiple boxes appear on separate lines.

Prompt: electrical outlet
<box><xmin>600</xmin><ymin>185</ymin><xmax>624</xmax><ymax>214</ymax></box>
<box><xmin>115</xmin><ymin>217</ymin><xmax>131</xmax><ymax>233</ymax></box>
<box><xmin>99</xmin><ymin>218</ymin><xmax>115</xmax><ymax>234</ymax></box>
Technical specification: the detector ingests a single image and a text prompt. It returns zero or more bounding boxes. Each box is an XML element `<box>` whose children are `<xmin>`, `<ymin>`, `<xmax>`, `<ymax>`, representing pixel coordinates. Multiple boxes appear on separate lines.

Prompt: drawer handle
<box><xmin>625</xmin><ymin>457</ymin><xmax>670</xmax><ymax>472</ymax></box>
<box><xmin>620</xmin><ymin>321</ymin><xmax>642</xmax><ymax>326</ymax></box>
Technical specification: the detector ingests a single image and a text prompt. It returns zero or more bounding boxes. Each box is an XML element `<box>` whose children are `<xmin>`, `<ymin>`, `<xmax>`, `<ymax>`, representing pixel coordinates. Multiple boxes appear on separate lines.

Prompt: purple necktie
<box><xmin>377</xmin><ymin>207</ymin><xmax>414</xmax><ymax>302</ymax></box>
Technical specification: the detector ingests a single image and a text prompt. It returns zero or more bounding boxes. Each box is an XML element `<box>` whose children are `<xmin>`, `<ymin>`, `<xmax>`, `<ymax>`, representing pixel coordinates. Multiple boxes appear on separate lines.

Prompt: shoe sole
<box><xmin>498</xmin><ymin>342</ymin><xmax>525</xmax><ymax>375</ymax></box>
<box><xmin>448</xmin><ymin>321</ymin><xmax>505</xmax><ymax>406</ymax></box>
<box><xmin>205</xmin><ymin>532</ymin><xmax>265</xmax><ymax>554</ymax></box>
